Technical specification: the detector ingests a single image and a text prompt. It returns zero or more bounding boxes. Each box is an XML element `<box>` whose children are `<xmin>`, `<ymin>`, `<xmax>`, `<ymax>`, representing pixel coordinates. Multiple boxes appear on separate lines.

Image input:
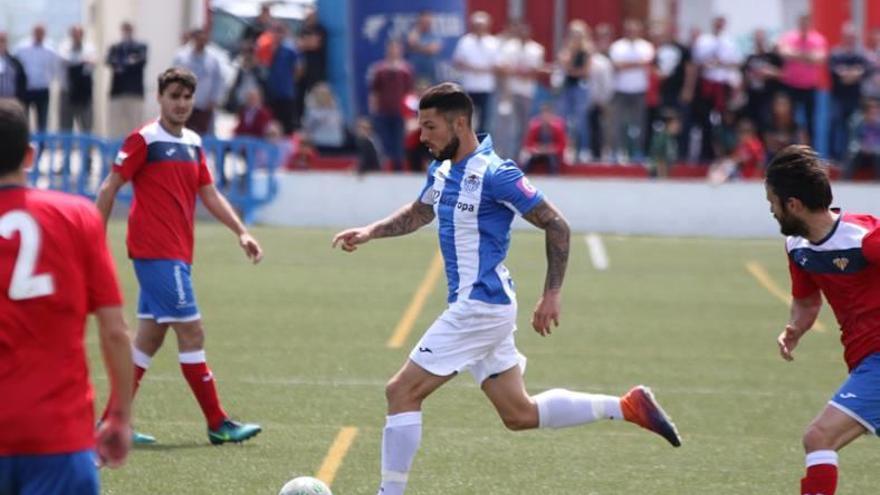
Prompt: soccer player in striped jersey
<box><xmin>333</xmin><ymin>83</ymin><xmax>681</xmax><ymax>495</ymax></box>
<box><xmin>96</xmin><ymin>67</ymin><xmax>263</xmax><ymax>445</ymax></box>
<box><xmin>766</xmin><ymin>145</ymin><xmax>880</xmax><ymax>495</ymax></box>
<box><xmin>0</xmin><ymin>99</ymin><xmax>133</xmax><ymax>494</ymax></box>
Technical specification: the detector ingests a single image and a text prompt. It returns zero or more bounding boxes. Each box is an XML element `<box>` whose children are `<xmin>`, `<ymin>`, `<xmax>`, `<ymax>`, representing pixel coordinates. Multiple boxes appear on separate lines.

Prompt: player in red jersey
<box><xmin>96</xmin><ymin>67</ymin><xmax>264</xmax><ymax>445</ymax></box>
<box><xmin>0</xmin><ymin>99</ymin><xmax>133</xmax><ymax>494</ymax></box>
<box><xmin>765</xmin><ymin>145</ymin><xmax>880</xmax><ymax>495</ymax></box>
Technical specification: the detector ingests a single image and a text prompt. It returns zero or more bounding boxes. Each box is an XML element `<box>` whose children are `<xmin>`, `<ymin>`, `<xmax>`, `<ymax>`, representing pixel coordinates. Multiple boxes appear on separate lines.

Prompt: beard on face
<box><xmin>776</xmin><ymin>204</ymin><xmax>810</xmax><ymax>237</ymax></box>
<box><xmin>430</xmin><ymin>135</ymin><xmax>460</xmax><ymax>161</ymax></box>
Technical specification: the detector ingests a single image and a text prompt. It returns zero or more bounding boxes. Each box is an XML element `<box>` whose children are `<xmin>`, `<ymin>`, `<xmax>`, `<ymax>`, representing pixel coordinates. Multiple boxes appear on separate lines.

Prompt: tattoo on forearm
<box><xmin>371</xmin><ymin>201</ymin><xmax>436</xmax><ymax>239</ymax></box>
<box><xmin>523</xmin><ymin>201</ymin><xmax>570</xmax><ymax>291</ymax></box>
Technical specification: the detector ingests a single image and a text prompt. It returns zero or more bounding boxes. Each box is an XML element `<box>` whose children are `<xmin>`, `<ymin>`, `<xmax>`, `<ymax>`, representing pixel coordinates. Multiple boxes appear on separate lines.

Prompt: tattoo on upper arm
<box><xmin>523</xmin><ymin>200</ymin><xmax>571</xmax><ymax>291</ymax></box>
<box><xmin>372</xmin><ymin>201</ymin><xmax>436</xmax><ymax>239</ymax></box>
<box><xmin>522</xmin><ymin>200</ymin><xmax>562</xmax><ymax>229</ymax></box>
<box><xmin>413</xmin><ymin>201</ymin><xmax>436</xmax><ymax>225</ymax></box>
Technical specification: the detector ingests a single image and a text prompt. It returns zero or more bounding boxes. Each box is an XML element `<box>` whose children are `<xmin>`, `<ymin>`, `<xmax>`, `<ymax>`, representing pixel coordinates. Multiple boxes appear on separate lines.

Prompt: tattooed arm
<box><xmin>522</xmin><ymin>199</ymin><xmax>571</xmax><ymax>336</ymax></box>
<box><xmin>331</xmin><ymin>201</ymin><xmax>436</xmax><ymax>252</ymax></box>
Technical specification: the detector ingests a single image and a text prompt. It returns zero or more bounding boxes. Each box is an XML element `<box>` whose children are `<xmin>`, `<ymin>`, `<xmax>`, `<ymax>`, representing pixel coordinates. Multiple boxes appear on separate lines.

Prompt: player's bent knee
<box><xmin>135</xmin><ymin>327</ymin><xmax>167</xmax><ymax>355</ymax></box>
<box><xmin>173</xmin><ymin>322</ymin><xmax>205</xmax><ymax>349</ymax></box>
<box><xmin>802</xmin><ymin>422</ymin><xmax>835</xmax><ymax>451</ymax></box>
<box><xmin>385</xmin><ymin>378</ymin><xmax>425</xmax><ymax>411</ymax></box>
<box><xmin>178</xmin><ymin>333</ymin><xmax>204</xmax><ymax>350</ymax></box>
<box><xmin>500</xmin><ymin>409</ymin><xmax>538</xmax><ymax>431</ymax></box>
<box><xmin>384</xmin><ymin>378</ymin><xmax>409</xmax><ymax>404</ymax></box>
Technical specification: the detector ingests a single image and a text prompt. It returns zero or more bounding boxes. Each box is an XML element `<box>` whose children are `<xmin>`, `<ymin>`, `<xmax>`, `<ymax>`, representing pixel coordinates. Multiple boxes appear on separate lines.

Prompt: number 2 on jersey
<box><xmin>0</xmin><ymin>210</ymin><xmax>55</xmax><ymax>300</ymax></box>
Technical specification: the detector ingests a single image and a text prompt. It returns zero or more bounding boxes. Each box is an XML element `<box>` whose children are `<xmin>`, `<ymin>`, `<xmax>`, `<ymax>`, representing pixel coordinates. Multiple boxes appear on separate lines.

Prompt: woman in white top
<box><xmin>303</xmin><ymin>83</ymin><xmax>346</xmax><ymax>151</ymax></box>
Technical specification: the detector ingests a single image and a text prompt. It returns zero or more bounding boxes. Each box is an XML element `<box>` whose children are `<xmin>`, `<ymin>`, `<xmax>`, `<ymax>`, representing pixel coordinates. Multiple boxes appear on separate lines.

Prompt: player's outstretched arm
<box><xmin>198</xmin><ymin>184</ymin><xmax>263</xmax><ymax>263</ymax></box>
<box><xmin>332</xmin><ymin>200</ymin><xmax>435</xmax><ymax>252</ymax></box>
<box><xmin>522</xmin><ymin>199</ymin><xmax>571</xmax><ymax>336</ymax></box>
<box><xmin>95</xmin><ymin>172</ymin><xmax>126</xmax><ymax>226</ymax></box>
<box><xmin>94</xmin><ymin>306</ymin><xmax>133</xmax><ymax>468</ymax></box>
<box><xmin>778</xmin><ymin>291</ymin><xmax>822</xmax><ymax>361</ymax></box>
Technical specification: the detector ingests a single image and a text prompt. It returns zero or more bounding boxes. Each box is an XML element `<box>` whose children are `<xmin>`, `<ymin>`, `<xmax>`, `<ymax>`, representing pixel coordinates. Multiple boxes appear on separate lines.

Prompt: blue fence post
<box><xmin>28</xmin><ymin>133</ymin><xmax>281</xmax><ymax>224</ymax></box>
<box><xmin>200</xmin><ymin>135</ymin><xmax>281</xmax><ymax>225</ymax></box>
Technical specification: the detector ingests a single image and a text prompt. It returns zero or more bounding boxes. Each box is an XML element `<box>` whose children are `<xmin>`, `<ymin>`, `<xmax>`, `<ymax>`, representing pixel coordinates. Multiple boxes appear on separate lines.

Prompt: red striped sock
<box><xmin>801</xmin><ymin>450</ymin><xmax>838</xmax><ymax>495</ymax></box>
<box><xmin>179</xmin><ymin>352</ymin><xmax>227</xmax><ymax>430</ymax></box>
<box><xmin>101</xmin><ymin>364</ymin><xmax>146</xmax><ymax>422</ymax></box>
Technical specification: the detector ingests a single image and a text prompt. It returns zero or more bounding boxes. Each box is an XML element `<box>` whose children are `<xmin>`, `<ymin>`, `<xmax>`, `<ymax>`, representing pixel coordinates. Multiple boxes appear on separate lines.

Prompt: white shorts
<box><xmin>409</xmin><ymin>299</ymin><xmax>527</xmax><ymax>385</ymax></box>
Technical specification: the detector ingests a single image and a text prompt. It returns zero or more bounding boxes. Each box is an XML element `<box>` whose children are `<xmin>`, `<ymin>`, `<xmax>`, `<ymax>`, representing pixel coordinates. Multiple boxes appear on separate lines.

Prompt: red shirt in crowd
<box><xmin>368</xmin><ymin>60</ymin><xmax>414</xmax><ymax>116</ymax></box>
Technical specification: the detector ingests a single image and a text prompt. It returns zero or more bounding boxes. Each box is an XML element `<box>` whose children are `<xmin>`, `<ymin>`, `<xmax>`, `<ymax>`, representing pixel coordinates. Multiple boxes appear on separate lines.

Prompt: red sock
<box><xmin>180</xmin><ymin>357</ymin><xmax>227</xmax><ymax>430</ymax></box>
<box><xmin>801</xmin><ymin>463</ymin><xmax>838</xmax><ymax>495</ymax></box>
<box><xmin>101</xmin><ymin>365</ymin><xmax>146</xmax><ymax>422</ymax></box>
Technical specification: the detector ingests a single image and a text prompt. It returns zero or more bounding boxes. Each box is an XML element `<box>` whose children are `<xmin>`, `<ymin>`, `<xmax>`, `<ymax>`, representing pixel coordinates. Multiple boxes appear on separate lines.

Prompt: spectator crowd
<box><xmin>4</xmin><ymin>5</ymin><xmax>880</xmax><ymax>180</ymax></box>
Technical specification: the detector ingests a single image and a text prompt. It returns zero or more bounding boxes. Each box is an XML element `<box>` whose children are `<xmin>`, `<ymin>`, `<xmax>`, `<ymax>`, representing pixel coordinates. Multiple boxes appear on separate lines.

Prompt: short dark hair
<box><xmin>0</xmin><ymin>99</ymin><xmax>30</xmax><ymax>176</ymax></box>
<box><xmin>418</xmin><ymin>82</ymin><xmax>473</xmax><ymax>125</ymax></box>
<box><xmin>158</xmin><ymin>67</ymin><xmax>197</xmax><ymax>95</ymax></box>
<box><xmin>765</xmin><ymin>145</ymin><xmax>832</xmax><ymax>211</ymax></box>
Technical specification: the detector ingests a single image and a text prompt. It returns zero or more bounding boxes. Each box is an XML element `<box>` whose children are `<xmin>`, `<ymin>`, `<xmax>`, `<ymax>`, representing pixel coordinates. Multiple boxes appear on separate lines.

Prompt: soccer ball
<box><xmin>278</xmin><ymin>476</ymin><xmax>332</xmax><ymax>495</ymax></box>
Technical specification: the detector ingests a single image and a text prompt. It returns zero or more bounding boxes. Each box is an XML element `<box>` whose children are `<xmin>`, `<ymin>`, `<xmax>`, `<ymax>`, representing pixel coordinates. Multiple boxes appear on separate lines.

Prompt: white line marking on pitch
<box><xmin>585</xmin><ymin>233</ymin><xmax>609</xmax><ymax>271</ymax></box>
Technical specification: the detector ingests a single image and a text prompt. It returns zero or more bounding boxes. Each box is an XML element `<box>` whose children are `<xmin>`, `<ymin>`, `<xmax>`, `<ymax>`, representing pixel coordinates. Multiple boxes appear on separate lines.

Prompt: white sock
<box><xmin>805</xmin><ymin>450</ymin><xmax>838</xmax><ymax>467</ymax></box>
<box><xmin>377</xmin><ymin>411</ymin><xmax>422</xmax><ymax>495</ymax></box>
<box><xmin>132</xmin><ymin>346</ymin><xmax>152</xmax><ymax>369</ymax></box>
<box><xmin>533</xmin><ymin>388</ymin><xmax>623</xmax><ymax>429</ymax></box>
<box><xmin>178</xmin><ymin>350</ymin><xmax>207</xmax><ymax>364</ymax></box>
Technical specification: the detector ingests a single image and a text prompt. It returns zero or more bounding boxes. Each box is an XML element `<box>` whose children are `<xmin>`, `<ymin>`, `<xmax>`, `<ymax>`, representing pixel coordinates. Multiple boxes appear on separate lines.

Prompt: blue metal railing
<box><xmin>28</xmin><ymin>133</ymin><xmax>281</xmax><ymax>224</ymax></box>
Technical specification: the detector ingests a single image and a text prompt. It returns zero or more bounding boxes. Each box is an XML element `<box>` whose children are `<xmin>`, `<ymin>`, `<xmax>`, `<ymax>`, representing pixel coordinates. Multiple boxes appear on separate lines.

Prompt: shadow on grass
<box><xmin>134</xmin><ymin>442</ymin><xmax>226</xmax><ymax>452</ymax></box>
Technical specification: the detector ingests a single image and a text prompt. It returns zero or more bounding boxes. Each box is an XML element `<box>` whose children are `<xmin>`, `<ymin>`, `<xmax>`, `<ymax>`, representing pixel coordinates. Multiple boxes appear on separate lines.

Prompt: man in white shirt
<box><xmin>495</xmin><ymin>21</ymin><xmax>545</xmax><ymax>159</ymax></box>
<box><xmin>608</xmin><ymin>19</ymin><xmax>654</xmax><ymax>162</ymax></box>
<box><xmin>691</xmin><ymin>16</ymin><xmax>741</xmax><ymax>161</ymax></box>
<box><xmin>173</xmin><ymin>29</ymin><xmax>226</xmax><ymax>136</ymax></box>
<box><xmin>14</xmin><ymin>24</ymin><xmax>59</xmax><ymax>132</ymax></box>
<box><xmin>452</xmin><ymin>11</ymin><xmax>499</xmax><ymax>133</ymax></box>
<box><xmin>58</xmin><ymin>25</ymin><xmax>96</xmax><ymax>133</ymax></box>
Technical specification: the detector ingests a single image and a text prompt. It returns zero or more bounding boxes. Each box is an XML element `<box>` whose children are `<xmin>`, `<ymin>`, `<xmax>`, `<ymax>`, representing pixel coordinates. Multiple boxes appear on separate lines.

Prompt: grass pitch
<box><xmin>90</xmin><ymin>223</ymin><xmax>879</xmax><ymax>494</ymax></box>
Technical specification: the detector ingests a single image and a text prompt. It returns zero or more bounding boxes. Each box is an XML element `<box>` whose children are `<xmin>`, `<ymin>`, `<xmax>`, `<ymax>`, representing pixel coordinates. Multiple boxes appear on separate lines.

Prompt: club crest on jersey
<box><xmin>114</xmin><ymin>150</ymin><xmax>128</xmax><ymax>165</ymax></box>
<box><xmin>516</xmin><ymin>176</ymin><xmax>537</xmax><ymax>198</ymax></box>
<box><xmin>833</xmin><ymin>257</ymin><xmax>849</xmax><ymax>271</ymax></box>
<box><xmin>186</xmin><ymin>146</ymin><xmax>196</xmax><ymax>160</ymax></box>
<box><xmin>463</xmin><ymin>174</ymin><xmax>481</xmax><ymax>193</ymax></box>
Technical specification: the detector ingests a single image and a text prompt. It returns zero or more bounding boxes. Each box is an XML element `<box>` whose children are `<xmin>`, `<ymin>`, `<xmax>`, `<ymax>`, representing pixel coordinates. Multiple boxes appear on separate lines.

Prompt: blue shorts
<box><xmin>133</xmin><ymin>259</ymin><xmax>201</xmax><ymax>324</ymax></box>
<box><xmin>829</xmin><ymin>352</ymin><xmax>880</xmax><ymax>435</ymax></box>
<box><xmin>0</xmin><ymin>450</ymin><xmax>98</xmax><ymax>495</ymax></box>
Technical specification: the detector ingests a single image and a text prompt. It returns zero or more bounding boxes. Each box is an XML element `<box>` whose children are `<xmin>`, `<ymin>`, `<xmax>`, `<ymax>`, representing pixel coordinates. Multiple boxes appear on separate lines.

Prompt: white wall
<box><xmin>677</xmin><ymin>0</ymin><xmax>809</xmax><ymax>43</ymax></box>
<box><xmin>255</xmin><ymin>172</ymin><xmax>880</xmax><ymax>239</ymax></box>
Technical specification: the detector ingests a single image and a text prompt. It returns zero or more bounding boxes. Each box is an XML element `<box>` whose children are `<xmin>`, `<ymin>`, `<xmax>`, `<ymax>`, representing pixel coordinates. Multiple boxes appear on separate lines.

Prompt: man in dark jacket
<box><xmin>106</xmin><ymin>22</ymin><xmax>147</xmax><ymax>137</ymax></box>
<box><xmin>0</xmin><ymin>32</ymin><xmax>27</xmax><ymax>105</ymax></box>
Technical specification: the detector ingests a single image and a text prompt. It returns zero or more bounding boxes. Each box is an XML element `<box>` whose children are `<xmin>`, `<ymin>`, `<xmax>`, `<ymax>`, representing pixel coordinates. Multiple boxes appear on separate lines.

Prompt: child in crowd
<box><xmin>520</xmin><ymin>103</ymin><xmax>567</xmax><ymax>175</ymax></box>
<box><xmin>648</xmin><ymin>110</ymin><xmax>682</xmax><ymax>178</ymax></box>
<box><xmin>844</xmin><ymin>98</ymin><xmax>880</xmax><ymax>180</ymax></box>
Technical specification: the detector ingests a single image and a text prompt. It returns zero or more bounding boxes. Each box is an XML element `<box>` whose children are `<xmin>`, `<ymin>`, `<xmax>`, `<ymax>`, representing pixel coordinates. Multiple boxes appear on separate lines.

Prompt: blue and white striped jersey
<box><xmin>418</xmin><ymin>135</ymin><xmax>544</xmax><ymax>305</ymax></box>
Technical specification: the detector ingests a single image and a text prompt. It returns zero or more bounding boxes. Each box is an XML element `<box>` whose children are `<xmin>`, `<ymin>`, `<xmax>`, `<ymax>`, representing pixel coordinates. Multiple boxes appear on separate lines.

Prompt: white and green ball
<box><xmin>278</xmin><ymin>476</ymin><xmax>332</xmax><ymax>495</ymax></box>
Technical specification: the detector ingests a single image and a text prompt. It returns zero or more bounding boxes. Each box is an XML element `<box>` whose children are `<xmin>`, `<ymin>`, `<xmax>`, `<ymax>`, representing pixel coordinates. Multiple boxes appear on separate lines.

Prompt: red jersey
<box><xmin>367</xmin><ymin>60</ymin><xmax>414</xmax><ymax>116</ymax></box>
<box><xmin>787</xmin><ymin>212</ymin><xmax>880</xmax><ymax>370</ymax></box>
<box><xmin>0</xmin><ymin>187</ymin><xmax>123</xmax><ymax>455</ymax></box>
<box><xmin>113</xmin><ymin>120</ymin><xmax>213</xmax><ymax>264</ymax></box>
